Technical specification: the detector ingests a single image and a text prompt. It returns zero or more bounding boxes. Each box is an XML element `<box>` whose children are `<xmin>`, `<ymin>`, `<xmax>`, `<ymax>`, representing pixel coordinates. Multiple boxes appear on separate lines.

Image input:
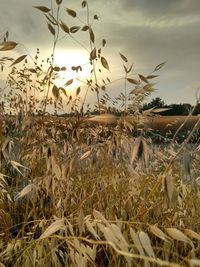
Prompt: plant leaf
<box><xmin>119</xmin><ymin>52</ymin><xmax>128</xmax><ymax>63</ymax></box>
<box><xmin>89</xmin><ymin>28</ymin><xmax>95</xmax><ymax>43</ymax></box>
<box><xmin>10</xmin><ymin>160</ymin><xmax>28</xmax><ymax>176</ymax></box>
<box><xmin>65</xmin><ymin>79</ymin><xmax>73</xmax><ymax>86</ymax></box>
<box><xmin>82</xmin><ymin>1</ymin><xmax>87</xmax><ymax>8</ymax></box>
<box><xmin>86</xmin><ymin>220</ymin><xmax>99</xmax><ymax>239</ymax></box>
<box><xmin>165</xmin><ymin>228</ymin><xmax>193</xmax><ymax>247</ymax></box>
<box><xmin>10</xmin><ymin>55</ymin><xmax>27</xmax><ymax>67</ymax></box>
<box><xmin>66</xmin><ymin>8</ymin><xmax>76</xmax><ymax>18</ymax></box>
<box><xmin>139</xmin><ymin>74</ymin><xmax>149</xmax><ymax>83</ymax></box>
<box><xmin>52</xmin><ymin>85</ymin><xmax>59</xmax><ymax>99</ymax></box>
<box><xmin>90</xmin><ymin>47</ymin><xmax>96</xmax><ymax>60</ymax></box>
<box><xmin>93</xmin><ymin>209</ymin><xmax>109</xmax><ymax>226</ymax></box>
<box><xmin>15</xmin><ymin>184</ymin><xmax>36</xmax><ymax>201</ymax></box>
<box><xmin>76</xmin><ymin>87</ymin><xmax>81</xmax><ymax>96</ymax></box>
<box><xmin>80</xmin><ymin>150</ymin><xmax>91</xmax><ymax>160</ymax></box>
<box><xmin>56</xmin><ymin>0</ymin><xmax>62</xmax><ymax>5</ymax></box>
<box><xmin>139</xmin><ymin>231</ymin><xmax>155</xmax><ymax>258</ymax></box>
<box><xmin>149</xmin><ymin>225</ymin><xmax>171</xmax><ymax>242</ymax></box>
<box><xmin>34</xmin><ymin>6</ymin><xmax>50</xmax><ymax>13</ymax></box>
<box><xmin>184</xmin><ymin>229</ymin><xmax>200</xmax><ymax>241</ymax></box>
<box><xmin>81</xmin><ymin>25</ymin><xmax>89</xmax><ymax>31</ymax></box>
<box><xmin>127</xmin><ymin>64</ymin><xmax>133</xmax><ymax>73</ymax></box>
<box><xmin>70</xmin><ymin>26</ymin><xmax>81</xmax><ymax>33</ymax></box>
<box><xmin>146</xmin><ymin>74</ymin><xmax>159</xmax><ymax>79</ymax></box>
<box><xmin>102</xmin><ymin>39</ymin><xmax>106</xmax><ymax>47</ymax></box>
<box><xmin>154</xmin><ymin>61</ymin><xmax>166</xmax><ymax>72</ymax></box>
<box><xmin>101</xmin><ymin>57</ymin><xmax>109</xmax><ymax>71</ymax></box>
<box><xmin>47</xmin><ymin>23</ymin><xmax>55</xmax><ymax>35</ymax></box>
<box><xmin>130</xmin><ymin>228</ymin><xmax>147</xmax><ymax>260</ymax></box>
<box><xmin>40</xmin><ymin>219</ymin><xmax>65</xmax><ymax>239</ymax></box>
<box><xmin>60</xmin><ymin>21</ymin><xmax>70</xmax><ymax>33</ymax></box>
<box><xmin>59</xmin><ymin>87</ymin><xmax>67</xmax><ymax>97</ymax></box>
<box><xmin>127</xmin><ymin>78</ymin><xmax>139</xmax><ymax>85</ymax></box>
<box><xmin>45</xmin><ymin>13</ymin><xmax>58</xmax><ymax>25</ymax></box>
<box><xmin>0</xmin><ymin>41</ymin><xmax>18</xmax><ymax>51</ymax></box>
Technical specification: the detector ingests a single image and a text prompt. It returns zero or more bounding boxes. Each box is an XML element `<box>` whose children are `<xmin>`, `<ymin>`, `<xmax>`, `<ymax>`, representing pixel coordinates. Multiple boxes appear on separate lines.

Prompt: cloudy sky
<box><xmin>0</xmin><ymin>0</ymin><xmax>200</xmax><ymax>106</ymax></box>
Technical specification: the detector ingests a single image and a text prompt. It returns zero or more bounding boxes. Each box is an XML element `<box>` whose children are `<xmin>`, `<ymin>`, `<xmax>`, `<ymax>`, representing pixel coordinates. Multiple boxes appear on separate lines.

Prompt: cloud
<box><xmin>119</xmin><ymin>0</ymin><xmax>200</xmax><ymax>18</ymax></box>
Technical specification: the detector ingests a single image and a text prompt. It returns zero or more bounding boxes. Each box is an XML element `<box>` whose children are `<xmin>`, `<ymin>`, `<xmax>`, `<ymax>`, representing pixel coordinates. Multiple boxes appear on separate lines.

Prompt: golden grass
<box><xmin>0</xmin><ymin>114</ymin><xmax>200</xmax><ymax>266</ymax></box>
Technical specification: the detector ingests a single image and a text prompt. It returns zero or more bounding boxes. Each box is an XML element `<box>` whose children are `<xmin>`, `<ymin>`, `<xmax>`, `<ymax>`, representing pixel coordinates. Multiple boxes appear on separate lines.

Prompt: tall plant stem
<box><xmin>86</xmin><ymin>3</ymin><xmax>100</xmax><ymax>114</ymax></box>
<box><xmin>42</xmin><ymin>5</ymin><xmax>60</xmax><ymax>115</ymax></box>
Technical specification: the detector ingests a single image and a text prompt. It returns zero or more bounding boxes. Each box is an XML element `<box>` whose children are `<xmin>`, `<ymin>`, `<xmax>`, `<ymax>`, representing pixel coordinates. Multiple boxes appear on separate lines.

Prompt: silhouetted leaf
<box><xmin>52</xmin><ymin>85</ymin><xmax>59</xmax><ymax>99</ymax></box>
<box><xmin>90</xmin><ymin>47</ymin><xmax>96</xmax><ymax>60</ymax></box>
<box><xmin>98</xmin><ymin>48</ymin><xmax>101</xmax><ymax>58</ymax></box>
<box><xmin>89</xmin><ymin>28</ymin><xmax>95</xmax><ymax>43</ymax></box>
<box><xmin>139</xmin><ymin>74</ymin><xmax>149</xmax><ymax>83</ymax></box>
<box><xmin>82</xmin><ymin>1</ymin><xmax>87</xmax><ymax>8</ymax></box>
<box><xmin>0</xmin><ymin>41</ymin><xmax>18</xmax><ymax>51</ymax></box>
<box><xmin>102</xmin><ymin>39</ymin><xmax>106</xmax><ymax>47</ymax></box>
<box><xmin>119</xmin><ymin>52</ymin><xmax>128</xmax><ymax>63</ymax></box>
<box><xmin>123</xmin><ymin>65</ymin><xmax>128</xmax><ymax>73</ymax></box>
<box><xmin>146</xmin><ymin>74</ymin><xmax>159</xmax><ymax>79</ymax></box>
<box><xmin>29</xmin><ymin>68</ymin><xmax>37</xmax><ymax>73</ymax></box>
<box><xmin>60</xmin><ymin>21</ymin><xmax>70</xmax><ymax>33</ymax></box>
<box><xmin>127</xmin><ymin>78</ymin><xmax>139</xmax><ymax>84</ymax></box>
<box><xmin>53</xmin><ymin>66</ymin><xmax>60</xmax><ymax>71</ymax></box>
<box><xmin>81</xmin><ymin>25</ymin><xmax>89</xmax><ymax>31</ymax></box>
<box><xmin>34</xmin><ymin>6</ymin><xmax>50</xmax><ymax>13</ymax></box>
<box><xmin>56</xmin><ymin>0</ymin><xmax>62</xmax><ymax>5</ymax></box>
<box><xmin>127</xmin><ymin>64</ymin><xmax>133</xmax><ymax>73</ymax></box>
<box><xmin>154</xmin><ymin>61</ymin><xmax>166</xmax><ymax>72</ymax></box>
<box><xmin>66</xmin><ymin>8</ymin><xmax>76</xmax><ymax>18</ymax></box>
<box><xmin>70</xmin><ymin>26</ymin><xmax>80</xmax><ymax>33</ymax></box>
<box><xmin>10</xmin><ymin>55</ymin><xmax>27</xmax><ymax>67</ymax></box>
<box><xmin>59</xmin><ymin>87</ymin><xmax>67</xmax><ymax>97</ymax></box>
<box><xmin>101</xmin><ymin>57</ymin><xmax>109</xmax><ymax>71</ymax></box>
<box><xmin>76</xmin><ymin>87</ymin><xmax>81</xmax><ymax>96</ymax></box>
<box><xmin>45</xmin><ymin>13</ymin><xmax>58</xmax><ymax>25</ymax></box>
<box><xmin>47</xmin><ymin>23</ymin><xmax>55</xmax><ymax>35</ymax></box>
<box><xmin>65</xmin><ymin>79</ymin><xmax>73</xmax><ymax>86</ymax></box>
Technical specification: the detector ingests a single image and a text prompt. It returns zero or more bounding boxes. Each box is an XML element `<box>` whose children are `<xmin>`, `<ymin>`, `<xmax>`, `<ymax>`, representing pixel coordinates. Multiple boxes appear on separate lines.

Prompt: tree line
<box><xmin>142</xmin><ymin>97</ymin><xmax>200</xmax><ymax>115</ymax></box>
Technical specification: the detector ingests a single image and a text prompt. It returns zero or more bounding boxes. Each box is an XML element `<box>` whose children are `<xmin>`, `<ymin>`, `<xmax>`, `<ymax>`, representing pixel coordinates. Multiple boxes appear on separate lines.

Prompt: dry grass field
<box><xmin>1</xmin><ymin>113</ymin><xmax>200</xmax><ymax>266</ymax></box>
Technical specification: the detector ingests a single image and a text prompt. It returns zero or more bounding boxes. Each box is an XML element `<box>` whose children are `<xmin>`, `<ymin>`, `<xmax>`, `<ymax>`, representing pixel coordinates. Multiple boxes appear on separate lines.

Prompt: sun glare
<box><xmin>53</xmin><ymin>50</ymin><xmax>91</xmax><ymax>94</ymax></box>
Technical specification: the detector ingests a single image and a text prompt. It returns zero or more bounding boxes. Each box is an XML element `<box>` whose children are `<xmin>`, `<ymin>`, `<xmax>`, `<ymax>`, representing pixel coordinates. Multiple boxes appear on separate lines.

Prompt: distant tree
<box><xmin>164</xmin><ymin>103</ymin><xmax>191</xmax><ymax>115</ymax></box>
<box><xmin>142</xmin><ymin>97</ymin><xmax>165</xmax><ymax>110</ymax></box>
<box><xmin>192</xmin><ymin>103</ymin><xmax>200</xmax><ymax>115</ymax></box>
<box><xmin>142</xmin><ymin>99</ymin><xmax>192</xmax><ymax>115</ymax></box>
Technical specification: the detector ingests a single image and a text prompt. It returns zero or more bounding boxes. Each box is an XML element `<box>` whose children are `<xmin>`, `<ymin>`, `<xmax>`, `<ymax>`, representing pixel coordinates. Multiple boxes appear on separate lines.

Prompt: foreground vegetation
<box><xmin>1</xmin><ymin>113</ymin><xmax>200</xmax><ymax>266</ymax></box>
<box><xmin>1</xmin><ymin>1</ymin><xmax>200</xmax><ymax>266</ymax></box>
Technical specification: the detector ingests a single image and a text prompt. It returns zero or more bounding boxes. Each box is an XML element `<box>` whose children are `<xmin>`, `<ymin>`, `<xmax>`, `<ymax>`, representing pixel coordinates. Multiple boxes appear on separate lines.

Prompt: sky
<box><xmin>0</xmin><ymin>0</ymin><xmax>200</xmax><ymax>107</ymax></box>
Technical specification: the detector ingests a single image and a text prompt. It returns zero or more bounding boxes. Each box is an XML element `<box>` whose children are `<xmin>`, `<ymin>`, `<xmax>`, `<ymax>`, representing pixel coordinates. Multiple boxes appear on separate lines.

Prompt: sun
<box><xmin>53</xmin><ymin>50</ymin><xmax>91</xmax><ymax>94</ymax></box>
